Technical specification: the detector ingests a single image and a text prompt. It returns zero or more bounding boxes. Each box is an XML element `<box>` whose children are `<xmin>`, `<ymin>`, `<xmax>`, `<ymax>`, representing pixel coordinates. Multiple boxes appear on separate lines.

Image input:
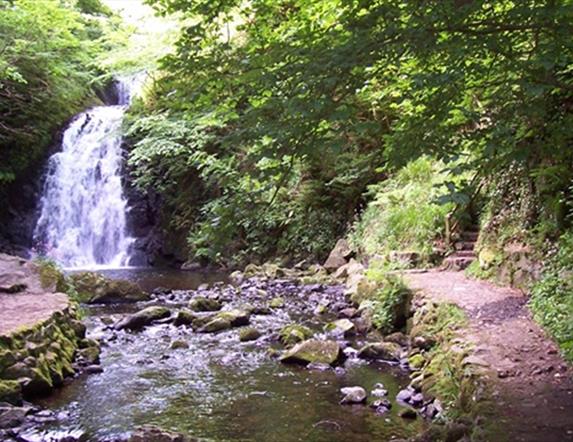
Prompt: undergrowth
<box><xmin>529</xmin><ymin>232</ymin><xmax>573</xmax><ymax>362</ymax></box>
<box><xmin>350</xmin><ymin>157</ymin><xmax>453</xmax><ymax>264</ymax></box>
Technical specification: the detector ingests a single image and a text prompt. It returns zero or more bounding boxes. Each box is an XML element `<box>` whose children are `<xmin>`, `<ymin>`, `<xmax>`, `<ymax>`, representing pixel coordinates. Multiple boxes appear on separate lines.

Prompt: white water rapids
<box><xmin>33</xmin><ymin>76</ymin><xmax>142</xmax><ymax>269</ymax></box>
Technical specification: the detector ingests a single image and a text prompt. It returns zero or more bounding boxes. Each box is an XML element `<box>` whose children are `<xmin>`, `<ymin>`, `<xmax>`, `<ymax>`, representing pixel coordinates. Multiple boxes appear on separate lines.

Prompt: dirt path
<box><xmin>405</xmin><ymin>270</ymin><xmax>573</xmax><ymax>442</ymax></box>
<box><xmin>0</xmin><ymin>293</ymin><xmax>69</xmax><ymax>336</ymax></box>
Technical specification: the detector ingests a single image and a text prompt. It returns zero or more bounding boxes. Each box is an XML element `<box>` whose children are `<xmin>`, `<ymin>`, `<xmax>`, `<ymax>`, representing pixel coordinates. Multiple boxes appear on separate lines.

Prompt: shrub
<box><xmin>350</xmin><ymin>157</ymin><xmax>453</xmax><ymax>264</ymax></box>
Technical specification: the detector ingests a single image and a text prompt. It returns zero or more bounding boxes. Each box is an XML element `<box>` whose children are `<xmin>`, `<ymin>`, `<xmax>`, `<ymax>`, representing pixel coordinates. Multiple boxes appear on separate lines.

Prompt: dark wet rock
<box><xmin>84</xmin><ymin>365</ymin><xmax>104</xmax><ymax>374</ymax></box>
<box><xmin>0</xmin><ymin>381</ymin><xmax>22</xmax><ymax>406</ymax></box>
<box><xmin>170</xmin><ymin>340</ymin><xmax>189</xmax><ymax>350</ymax></box>
<box><xmin>189</xmin><ymin>296</ymin><xmax>221</xmax><ymax>312</ymax></box>
<box><xmin>398</xmin><ymin>407</ymin><xmax>417</xmax><ymax>419</ymax></box>
<box><xmin>129</xmin><ymin>424</ymin><xmax>195</xmax><ymax>442</ymax></box>
<box><xmin>325</xmin><ymin>319</ymin><xmax>355</xmax><ymax>337</ymax></box>
<box><xmin>279</xmin><ymin>339</ymin><xmax>342</xmax><ymax>366</ymax></box>
<box><xmin>114</xmin><ymin>306</ymin><xmax>171</xmax><ymax>331</ymax></box>
<box><xmin>0</xmin><ymin>406</ymin><xmax>26</xmax><ymax>428</ymax></box>
<box><xmin>410</xmin><ymin>392</ymin><xmax>424</xmax><ymax>407</ymax></box>
<box><xmin>239</xmin><ymin>327</ymin><xmax>261</xmax><ymax>342</ymax></box>
<box><xmin>174</xmin><ymin>310</ymin><xmax>197</xmax><ymax>327</ymax></box>
<box><xmin>279</xmin><ymin>324</ymin><xmax>314</xmax><ymax>346</ymax></box>
<box><xmin>358</xmin><ymin>342</ymin><xmax>402</xmax><ymax>362</ymax></box>
<box><xmin>70</xmin><ymin>272</ymin><xmax>149</xmax><ymax>304</ymax></box>
<box><xmin>340</xmin><ymin>386</ymin><xmax>367</xmax><ymax>404</ymax></box>
<box><xmin>412</xmin><ymin>335</ymin><xmax>436</xmax><ymax>351</ymax></box>
<box><xmin>384</xmin><ymin>331</ymin><xmax>409</xmax><ymax>347</ymax></box>
<box><xmin>444</xmin><ymin>422</ymin><xmax>471</xmax><ymax>442</ymax></box>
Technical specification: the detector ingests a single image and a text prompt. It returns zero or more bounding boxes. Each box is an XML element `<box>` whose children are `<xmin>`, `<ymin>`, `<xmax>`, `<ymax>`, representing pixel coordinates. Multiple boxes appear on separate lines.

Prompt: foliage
<box><xmin>360</xmin><ymin>266</ymin><xmax>411</xmax><ymax>333</ymax></box>
<box><xmin>125</xmin><ymin>0</ymin><xmax>573</xmax><ymax>266</ymax></box>
<box><xmin>350</xmin><ymin>158</ymin><xmax>453</xmax><ymax>261</ymax></box>
<box><xmin>529</xmin><ymin>232</ymin><xmax>573</xmax><ymax>362</ymax></box>
<box><xmin>0</xmin><ymin>0</ymin><xmax>119</xmax><ymax>193</ymax></box>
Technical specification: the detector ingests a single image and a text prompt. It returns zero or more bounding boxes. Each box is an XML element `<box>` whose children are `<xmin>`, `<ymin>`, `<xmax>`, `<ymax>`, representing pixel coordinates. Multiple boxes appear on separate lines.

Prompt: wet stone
<box><xmin>340</xmin><ymin>386</ymin><xmax>367</xmax><ymax>404</ymax></box>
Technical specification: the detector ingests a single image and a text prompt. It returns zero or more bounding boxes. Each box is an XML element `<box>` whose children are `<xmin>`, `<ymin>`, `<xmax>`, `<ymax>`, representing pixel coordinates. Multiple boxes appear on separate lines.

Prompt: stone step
<box><xmin>442</xmin><ymin>256</ymin><xmax>475</xmax><ymax>271</ymax></box>
<box><xmin>460</xmin><ymin>231</ymin><xmax>479</xmax><ymax>241</ymax></box>
<box><xmin>452</xmin><ymin>250</ymin><xmax>476</xmax><ymax>258</ymax></box>
<box><xmin>454</xmin><ymin>241</ymin><xmax>476</xmax><ymax>251</ymax></box>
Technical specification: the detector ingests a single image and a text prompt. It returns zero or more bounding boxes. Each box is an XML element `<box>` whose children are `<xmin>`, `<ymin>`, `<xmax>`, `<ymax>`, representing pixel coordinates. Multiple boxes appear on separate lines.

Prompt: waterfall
<box><xmin>33</xmin><ymin>76</ymin><xmax>143</xmax><ymax>269</ymax></box>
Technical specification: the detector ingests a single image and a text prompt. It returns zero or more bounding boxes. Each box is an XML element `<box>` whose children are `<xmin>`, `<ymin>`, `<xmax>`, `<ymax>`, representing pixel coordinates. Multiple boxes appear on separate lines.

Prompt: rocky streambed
<box><xmin>4</xmin><ymin>269</ymin><xmax>440</xmax><ymax>441</ymax></box>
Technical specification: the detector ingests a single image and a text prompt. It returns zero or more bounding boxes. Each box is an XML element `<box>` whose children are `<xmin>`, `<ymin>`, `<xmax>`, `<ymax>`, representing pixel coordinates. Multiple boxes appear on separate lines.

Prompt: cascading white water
<box><xmin>33</xmin><ymin>76</ymin><xmax>142</xmax><ymax>269</ymax></box>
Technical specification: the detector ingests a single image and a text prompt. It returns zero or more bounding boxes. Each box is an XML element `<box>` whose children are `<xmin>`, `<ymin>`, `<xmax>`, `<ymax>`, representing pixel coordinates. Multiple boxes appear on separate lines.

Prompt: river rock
<box><xmin>129</xmin><ymin>425</ymin><xmax>194</xmax><ymax>442</ymax></box>
<box><xmin>384</xmin><ymin>331</ymin><xmax>409</xmax><ymax>347</ymax></box>
<box><xmin>323</xmin><ymin>239</ymin><xmax>353</xmax><ymax>272</ymax></box>
<box><xmin>340</xmin><ymin>386</ymin><xmax>367</xmax><ymax>404</ymax></box>
<box><xmin>198</xmin><ymin>317</ymin><xmax>231</xmax><ymax>333</ymax></box>
<box><xmin>279</xmin><ymin>339</ymin><xmax>342</xmax><ymax>366</ymax></box>
<box><xmin>114</xmin><ymin>306</ymin><xmax>171</xmax><ymax>331</ymax></box>
<box><xmin>0</xmin><ymin>406</ymin><xmax>27</xmax><ymax>429</ymax></box>
<box><xmin>216</xmin><ymin>309</ymin><xmax>250</xmax><ymax>327</ymax></box>
<box><xmin>70</xmin><ymin>272</ymin><xmax>149</xmax><ymax>304</ymax></box>
<box><xmin>358</xmin><ymin>342</ymin><xmax>402</xmax><ymax>361</ymax></box>
<box><xmin>325</xmin><ymin>319</ymin><xmax>355</xmax><ymax>337</ymax></box>
<box><xmin>170</xmin><ymin>340</ymin><xmax>189</xmax><ymax>350</ymax></box>
<box><xmin>280</xmin><ymin>324</ymin><xmax>314</xmax><ymax>346</ymax></box>
<box><xmin>239</xmin><ymin>327</ymin><xmax>261</xmax><ymax>342</ymax></box>
<box><xmin>189</xmin><ymin>296</ymin><xmax>221</xmax><ymax>312</ymax></box>
<box><xmin>174</xmin><ymin>310</ymin><xmax>197</xmax><ymax>326</ymax></box>
<box><xmin>269</xmin><ymin>297</ymin><xmax>285</xmax><ymax>308</ymax></box>
<box><xmin>396</xmin><ymin>388</ymin><xmax>413</xmax><ymax>403</ymax></box>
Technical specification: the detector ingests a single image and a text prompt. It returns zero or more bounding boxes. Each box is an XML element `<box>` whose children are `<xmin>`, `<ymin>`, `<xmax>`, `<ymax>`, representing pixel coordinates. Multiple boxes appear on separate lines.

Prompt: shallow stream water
<box><xmin>33</xmin><ymin>269</ymin><xmax>424</xmax><ymax>441</ymax></box>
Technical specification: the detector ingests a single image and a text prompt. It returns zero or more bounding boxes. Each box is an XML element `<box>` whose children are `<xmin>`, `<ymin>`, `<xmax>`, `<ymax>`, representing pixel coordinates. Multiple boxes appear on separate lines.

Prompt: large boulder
<box><xmin>189</xmin><ymin>296</ymin><xmax>221</xmax><ymax>312</ymax></box>
<box><xmin>279</xmin><ymin>339</ymin><xmax>342</xmax><ymax>366</ymax></box>
<box><xmin>323</xmin><ymin>239</ymin><xmax>353</xmax><ymax>272</ymax></box>
<box><xmin>114</xmin><ymin>306</ymin><xmax>171</xmax><ymax>331</ymax></box>
<box><xmin>70</xmin><ymin>272</ymin><xmax>149</xmax><ymax>304</ymax></box>
<box><xmin>279</xmin><ymin>324</ymin><xmax>314</xmax><ymax>346</ymax></box>
<box><xmin>358</xmin><ymin>342</ymin><xmax>402</xmax><ymax>362</ymax></box>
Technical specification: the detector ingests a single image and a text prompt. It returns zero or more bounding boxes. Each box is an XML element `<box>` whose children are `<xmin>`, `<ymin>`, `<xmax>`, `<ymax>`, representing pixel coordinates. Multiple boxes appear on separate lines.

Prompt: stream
<box><xmin>27</xmin><ymin>269</ymin><xmax>425</xmax><ymax>441</ymax></box>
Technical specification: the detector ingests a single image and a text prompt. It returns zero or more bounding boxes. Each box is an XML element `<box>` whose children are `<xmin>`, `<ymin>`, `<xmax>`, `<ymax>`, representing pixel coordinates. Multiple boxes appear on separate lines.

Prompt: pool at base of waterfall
<box><xmin>28</xmin><ymin>269</ymin><xmax>426</xmax><ymax>442</ymax></box>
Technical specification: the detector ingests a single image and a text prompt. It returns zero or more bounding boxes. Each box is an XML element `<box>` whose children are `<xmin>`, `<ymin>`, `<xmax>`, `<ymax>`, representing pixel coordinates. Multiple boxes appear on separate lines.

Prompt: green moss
<box><xmin>280</xmin><ymin>324</ymin><xmax>313</xmax><ymax>346</ymax></box>
<box><xmin>0</xmin><ymin>379</ymin><xmax>22</xmax><ymax>405</ymax></box>
<box><xmin>34</xmin><ymin>258</ymin><xmax>67</xmax><ymax>292</ymax></box>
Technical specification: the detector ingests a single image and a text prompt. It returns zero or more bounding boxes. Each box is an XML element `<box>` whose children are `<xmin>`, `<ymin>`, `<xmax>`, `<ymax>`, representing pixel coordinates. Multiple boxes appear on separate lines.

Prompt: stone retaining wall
<box><xmin>0</xmin><ymin>303</ymin><xmax>95</xmax><ymax>405</ymax></box>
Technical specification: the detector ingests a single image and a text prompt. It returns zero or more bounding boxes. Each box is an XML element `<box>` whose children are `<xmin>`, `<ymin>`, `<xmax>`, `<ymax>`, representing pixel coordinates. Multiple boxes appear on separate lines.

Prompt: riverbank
<box><xmin>405</xmin><ymin>270</ymin><xmax>573</xmax><ymax>442</ymax></box>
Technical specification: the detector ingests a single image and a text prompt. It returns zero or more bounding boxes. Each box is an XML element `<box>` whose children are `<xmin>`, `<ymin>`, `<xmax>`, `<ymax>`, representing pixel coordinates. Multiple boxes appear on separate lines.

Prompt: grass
<box><xmin>349</xmin><ymin>157</ymin><xmax>453</xmax><ymax>265</ymax></box>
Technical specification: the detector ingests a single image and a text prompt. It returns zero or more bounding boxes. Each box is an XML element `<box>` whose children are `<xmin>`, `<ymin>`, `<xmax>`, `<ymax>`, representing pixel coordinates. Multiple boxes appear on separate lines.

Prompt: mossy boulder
<box><xmin>198</xmin><ymin>317</ymin><xmax>232</xmax><ymax>333</ymax></box>
<box><xmin>408</xmin><ymin>353</ymin><xmax>426</xmax><ymax>370</ymax></box>
<box><xmin>324</xmin><ymin>319</ymin><xmax>355</xmax><ymax>337</ymax></box>
<box><xmin>70</xmin><ymin>272</ymin><xmax>149</xmax><ymax>304</ymax></box>
<box><xmin>279</xmin><ymin>339</ymin><xmax>342</xmax><ymax>366</ymax></box>
<box><xmin>358</xmin><ymin>342</ymin><xmax>402</xmax><ymax>362</ymax></box>
<box><xmin>170</xmin><ymin>340</ymin><xmax>189</xmax><ymax>350</ymax></box>
<box><xmin>174</xmin><ymin>310</ymin><xmax>197</xmax><ymax>326</ymax></box>
<box><xmin>189</xmin><ymin>296</ymin><xmax>221</xmax><ymax>312</ymax></box>
<box><xmin>239</xmin><ymin>327</ymin><xmax>261</xmax><ymax>342</ymax></box>
<box><xmin>114</xmin><ymin>306</ymin><xmax>171</xmax><ymax>331</ymax></box>
<box><xmin>0</xmin><ymin>380</ymin><xmax>22</xmax><ymax>405</ymax></box>
<box><xmin>215</xmin><ymin>310</ymin><xmax>250</xmax><ymax>327</ymax></box>
<box><xmin>280</xmin><ymin>324</ymin><xmax>314</xmax><ymax>346</ymax></box>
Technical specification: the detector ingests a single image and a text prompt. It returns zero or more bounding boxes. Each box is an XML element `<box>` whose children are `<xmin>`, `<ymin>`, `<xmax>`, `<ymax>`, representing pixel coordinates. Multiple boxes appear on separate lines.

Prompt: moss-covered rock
<box><xmin>114</xmin><ymin>306</ymin><xmax>171</xmax><ymax>331</ymax></box>
<box><xmin>269</xmin><ymin>297</ymin><xmax>285</xmax><ymax>308</ymax></box>
<box><xmin>0</xmin><ymin>380</ymin><xmax>22</xmax><ymax>405</ymax></box>
<box><xmin>215</xmin><ymin>310</ymin><xmax>250</xmax><ymax>327</ymax></box>
<box><xmin>279</xmin><ymin>324</ymin><xmax>314</xmax><ymax>346</ymax></box>
<box><xmin>174</xmin><ymin>310</ymin><xmax>197</xmax><ymax>326</ymax></box>
<box><xmin>324</xmin><ymin>319</ymin><xmax>355</xmax><ymax>337</ymax></box>
<box><xmin>358</xmin><ymin>342</ymin><xmax>402</xmax><ymax>361</ymax></box>
<box><xmin>239</xmin><ymin>327</ymin><xmax>261</xmax><ymax>342</ymax></box>
<box><xmin>189</xmin><ymin>296</ymin><xmax>221</xmax><ymax>312</ymax></box>
<box><xmin>279</xmin><ymin>339</ymin><xmax>342</xmax><ymax>365</ymax></box>
<box><xmin>70</xmin><ymin>272</ymin><xmax>149</xmax><ymax>304</ymax></box>
<box><xmin>198</xmin><ymin>317</ymin><xmax>232</xmax><ymax>333</ymax></box>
